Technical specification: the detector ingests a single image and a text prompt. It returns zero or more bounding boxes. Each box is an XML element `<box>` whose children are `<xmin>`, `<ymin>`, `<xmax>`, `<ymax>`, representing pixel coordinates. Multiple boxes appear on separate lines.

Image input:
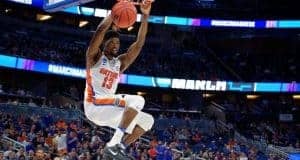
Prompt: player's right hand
<box><xmin>140</xmin><ymin>0</ymin><xmax>153</xmax><ymax>15</ymax></box>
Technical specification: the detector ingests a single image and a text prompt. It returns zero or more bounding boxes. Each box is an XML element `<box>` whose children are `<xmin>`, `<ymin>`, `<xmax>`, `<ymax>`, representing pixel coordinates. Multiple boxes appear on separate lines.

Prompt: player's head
<box><xmin>103</xmin><ymin>30</ymin><xmax>120</xmax><ymax>56</ymax></box>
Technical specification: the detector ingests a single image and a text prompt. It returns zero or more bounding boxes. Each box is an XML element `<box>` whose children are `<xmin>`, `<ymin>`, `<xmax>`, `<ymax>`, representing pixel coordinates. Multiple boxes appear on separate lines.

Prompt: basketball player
<box><xmin>84</xmin><ymin>0</ymin><xmax>154</xmax><ymax>159</ymax></box>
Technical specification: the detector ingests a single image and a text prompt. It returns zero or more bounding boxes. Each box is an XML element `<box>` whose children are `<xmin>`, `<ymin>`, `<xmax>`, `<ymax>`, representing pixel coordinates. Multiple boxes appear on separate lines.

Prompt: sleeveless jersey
<box><xmin>85</xmin><ymin>55</ymin><xmax>121</xmax><ymax>101</ymax></box>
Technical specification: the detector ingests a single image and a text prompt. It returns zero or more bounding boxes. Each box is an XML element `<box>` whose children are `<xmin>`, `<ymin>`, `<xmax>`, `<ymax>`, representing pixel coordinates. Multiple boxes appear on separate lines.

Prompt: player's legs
<box><xmin>84</xmin><ymin>102</ymin><xmax>130</xmax><ymax>160</ymax></box>
<box><xmin>104</xmin><ymin>109</ymin><xmax>154</xmax><ymax>160</ymax></box>
<box><xmin>122</xmin><ymin>112</ymin><xmax>154</xmax><ymax>146</ymax></box>
<box><xmin>107</xmin><ymin>95</ymin><xmax>145</xmax><ymax>147</ymax></box>
<box><xmin>84</xmin><ymin>94</ymin><xmax>151</xmax><ymax>139</ymax></box>
<box><xmin>123</xmin><ymin>125</ymin><xmax>145</xmax><ymax>145</ymax></box>
<box><xmin>114</xmin><ymin>112</ymin><xmax>155</xmax><ymax>149</ymax></box>
<box><xmin>84</xmin><ymin>95</ymin><xmax>153</xmax><ymax>159</ymax></box>
<box><xmin>84</xmin><ymin>102</ymin><xmax>124</xmax><ymax>129</ymax></box>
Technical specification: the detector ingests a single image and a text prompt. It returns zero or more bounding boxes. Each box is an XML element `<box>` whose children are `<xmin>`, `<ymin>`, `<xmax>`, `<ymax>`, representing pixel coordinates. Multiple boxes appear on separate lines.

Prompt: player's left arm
<box><xmin>118</xmin><ymin>0</ymin><xmax>152</xmax><ymax>73</ymax></box>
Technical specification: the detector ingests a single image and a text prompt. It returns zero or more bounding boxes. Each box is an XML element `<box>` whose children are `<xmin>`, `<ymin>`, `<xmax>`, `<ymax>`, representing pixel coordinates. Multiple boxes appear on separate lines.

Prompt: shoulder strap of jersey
<box><xmin>92</xmin><ymin>54</ymin><xmax>106</xmax><ymax>68</ymax></box>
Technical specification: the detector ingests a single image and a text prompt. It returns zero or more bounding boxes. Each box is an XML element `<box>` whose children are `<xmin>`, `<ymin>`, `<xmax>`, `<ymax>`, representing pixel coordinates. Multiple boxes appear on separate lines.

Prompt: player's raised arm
<box><xmin>118</xmin><ymin>0</ymin><xmax>152</xmax><ymax>72</ymax></box>
<box><xmin>86</xmin><ymin>15</ymin><xmax>113</xmax><ymax>68</ymax></box>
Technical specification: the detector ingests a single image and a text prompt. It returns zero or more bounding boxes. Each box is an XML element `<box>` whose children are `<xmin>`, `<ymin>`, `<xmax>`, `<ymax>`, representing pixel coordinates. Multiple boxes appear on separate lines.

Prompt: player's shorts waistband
<box><xmin>88</xmin><ymin>97</ymin><xmax>126</xmax><ymax>107</ymax></box>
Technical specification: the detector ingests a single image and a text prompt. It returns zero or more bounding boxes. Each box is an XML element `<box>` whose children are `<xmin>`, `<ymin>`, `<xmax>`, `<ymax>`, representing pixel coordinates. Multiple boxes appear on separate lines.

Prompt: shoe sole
<box><xmin>103</xmin><ymin>147</ymin><xmax>134</xmax><ymax>160</ymax></box>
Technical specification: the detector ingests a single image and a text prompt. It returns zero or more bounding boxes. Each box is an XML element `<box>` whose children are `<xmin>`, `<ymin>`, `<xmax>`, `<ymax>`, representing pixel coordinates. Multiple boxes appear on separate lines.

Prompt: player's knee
<box><xmin>141</xmin><ymin>113</ymin><xmax>154</xmax><ymax>131</ymax></box>
<box><xmin>147</xmin><ymin>114</ymin><xmax>154</xmax><ymax>129</ymax></box>
<box><xmin>135</xmin><ymin>95</ymin><xmax>145</xmax><ymax>109</ymax></box>
<box><xmin>136</xmin><ymin>112</ymin><xmax>154</xmax><ymax>131</ymax></box>
<box><xmin>126</xmin><ymin>95</ymin><xmax>145</xmax><ymax>111</ymax></box>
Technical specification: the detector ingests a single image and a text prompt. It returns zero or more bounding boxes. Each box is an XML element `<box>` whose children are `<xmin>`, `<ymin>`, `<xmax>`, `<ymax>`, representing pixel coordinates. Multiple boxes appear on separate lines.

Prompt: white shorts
<box><xmin>84</xmin><ymin>94</ymin><xmax>154</xmax><ymax>134</ymax></box>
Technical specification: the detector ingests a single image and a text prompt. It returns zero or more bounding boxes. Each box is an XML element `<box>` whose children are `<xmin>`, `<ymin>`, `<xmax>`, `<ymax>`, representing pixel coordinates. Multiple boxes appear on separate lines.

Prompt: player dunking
<box><xmin>84</xmin><ymin>0</ymin><xmax>153</xmax><ymax>159</ymax></box>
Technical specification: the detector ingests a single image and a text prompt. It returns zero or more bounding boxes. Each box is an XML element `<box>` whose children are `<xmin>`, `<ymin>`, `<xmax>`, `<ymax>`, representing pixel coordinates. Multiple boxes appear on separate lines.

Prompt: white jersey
<box><xmin>85</xmin><ymin>55</ymin><xmax>121</xmax><ymax>101</ymax></box>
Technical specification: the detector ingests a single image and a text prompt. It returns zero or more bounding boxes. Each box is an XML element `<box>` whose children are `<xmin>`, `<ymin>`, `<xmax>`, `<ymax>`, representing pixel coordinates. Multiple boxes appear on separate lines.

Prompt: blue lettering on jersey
<box><xmin>102</xmin><ymin>58</ymin><xmax>107</xmax><ymax>65</ymax></box>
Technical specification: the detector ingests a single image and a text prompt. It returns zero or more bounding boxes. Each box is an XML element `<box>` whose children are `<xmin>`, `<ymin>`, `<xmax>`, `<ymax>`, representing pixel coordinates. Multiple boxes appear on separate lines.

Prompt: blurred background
<box><xmin>0</xmin><ymin>0</ymin><xmax>299</xmax><ymax>159</ymax></box>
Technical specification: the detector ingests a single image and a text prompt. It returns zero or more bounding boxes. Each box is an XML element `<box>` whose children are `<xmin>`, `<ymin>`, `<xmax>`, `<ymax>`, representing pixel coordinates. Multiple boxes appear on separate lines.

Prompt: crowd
<box><xmin>0</xmin><ymin>83</ymin><xmax>268</xmax><ymax>159</ymax></box>
<box><xmin>0</xmin><ymin>105</ymin><xmax>269</xmax><ymax>160</ymax></box>
<box><xmin>1</xmin><ymin>14</ymin><xmax>298</xmax><ymax>81</ymax></box>
<box><xmin>1</xmin><ymin>75</ymin><xmax>298</xmax><ymax>160</ymax></box>
<box><xmin>1</xmin><ymin>79</ymin><xmax>299</xmax><ymax>158</ymax></box>
<box><xmin>214</xmin><ymin>50</ymin><xmax>298</xmax><ymax>81</ymax></box>
<box><xmin>4</xmin><ymin>14</ymin><xmax>297</xmax><ymax>81</ymax></box>
<box><xmin>0</xmin><ymin>19</ymin><xmax>228</xmax><ymax>80</ymax></box>
<box><xmin>0</xmin><ymin>8</ymin><xmax>299</xmax><ymax>160</ymax></box>
<box><xmin>151</xmin><ymin>125</ymin><xmax>266</xmax><ymax>160</ymax></box>
<box><xmin>218</xmin><ymin>96</ymin><xmax>300</xmax><ymax>149</ymax></box>
<box><xmin>0</xmin><ymin>84</ymin><xmax>79</xmax><ymax>110</ymax></box>
<box><xmin>0</xmin><ymin>79</ymin><xmax>205</xmax><ymax>116</ymax></box>
<box><xmin>0</xmin><ymin>24</ymin><xmax>86</xmax><ymax>67</ymax></box>
<box><xmin>209</xmin><ymin>34</ymin><xmax>299</xmax><ymax>81</ymax></box>
<box><xmin>2</xmin><ymin>83</ymin><xmax>294</xmax><ymax>159</ymax></box>
<box><xmin>0</xmin><ymin>110</ymin><xmax>108</xmax><ymax>160</ymax></box>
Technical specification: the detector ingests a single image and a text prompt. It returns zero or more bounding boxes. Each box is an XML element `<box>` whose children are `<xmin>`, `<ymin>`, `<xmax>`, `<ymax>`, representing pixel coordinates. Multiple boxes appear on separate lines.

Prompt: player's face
<box><xmin>105</xmin><ymin>38</ymin><xmax>120</xmax><ymax>56</ymax></box>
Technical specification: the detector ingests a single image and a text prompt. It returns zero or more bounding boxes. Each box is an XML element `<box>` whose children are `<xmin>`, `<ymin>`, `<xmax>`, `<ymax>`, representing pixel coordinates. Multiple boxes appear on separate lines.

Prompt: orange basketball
<box><xmin>112</xmin><ymin>1</ymin><xmax>137</xmax><ymax>28</ymax></box>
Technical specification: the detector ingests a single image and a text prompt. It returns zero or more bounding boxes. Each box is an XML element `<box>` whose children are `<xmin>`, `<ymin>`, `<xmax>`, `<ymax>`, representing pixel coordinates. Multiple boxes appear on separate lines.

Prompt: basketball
<box><xmin>112</xmin><ymin>1</ymin><xmax>137</xmax><ymax>28</ymax></box>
